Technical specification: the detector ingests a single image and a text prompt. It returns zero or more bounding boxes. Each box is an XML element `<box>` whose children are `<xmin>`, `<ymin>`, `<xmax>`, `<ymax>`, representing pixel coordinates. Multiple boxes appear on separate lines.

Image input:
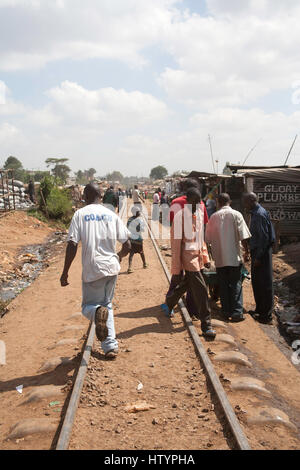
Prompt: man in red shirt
<box><xmin>165</xmin><ymin>179</ymin><xmax>209</xmax><ymax>319</ymax></box>
<box><xmin>170</xmin><ymin>191</ymin><xmax>208</xmax><ymax>225</ymax></box>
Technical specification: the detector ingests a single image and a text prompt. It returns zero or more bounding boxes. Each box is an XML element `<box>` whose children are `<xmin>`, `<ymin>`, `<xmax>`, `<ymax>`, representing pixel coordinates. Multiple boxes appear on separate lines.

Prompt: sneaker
<box><xmin>161</xmin><ymin>303</ymin><xmax>174</xmax><ymax>318</ymax></box>
<box><xmin>95</xmin><ymin>306</ymin><xmax>109</xmax><ymax>342</ymax></box>
<box><xmin>105</xmin><ymin>349</ymin><xmax>118</xmax><ymax>359</ymax></box>
<box><xmin>202</xmin><ymin>328</ymin><xmax>216</xmax><ymax>339</ymax></box>
<box><xmin>143</xmin><ymin>263</ymin><xmax>148</xmax><ymax>269</ymax></box>
<box><xmin>127</xmin><ymin>268</ymin><xmax>133</xmax><ymax>274</ymax></box>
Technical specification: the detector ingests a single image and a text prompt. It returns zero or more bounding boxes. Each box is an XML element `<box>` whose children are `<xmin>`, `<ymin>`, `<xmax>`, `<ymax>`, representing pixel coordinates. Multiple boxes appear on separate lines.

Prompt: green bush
<box><xmin>40</xmin><ymin>175</ymin><xmax>56</xmax><ymax>202</ymax></box>
<box><xmin>46</xmin><ymin>187</ymin><xmax>72</xmax><ymax>220</ymax></box>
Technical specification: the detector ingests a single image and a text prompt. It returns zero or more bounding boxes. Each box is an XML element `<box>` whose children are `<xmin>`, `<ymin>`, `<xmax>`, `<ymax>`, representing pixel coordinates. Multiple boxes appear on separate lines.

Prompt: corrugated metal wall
<box><xmin>252</xmin><ymin>178</ymin><xmax>300</xmax><ymax>236</ymax></box>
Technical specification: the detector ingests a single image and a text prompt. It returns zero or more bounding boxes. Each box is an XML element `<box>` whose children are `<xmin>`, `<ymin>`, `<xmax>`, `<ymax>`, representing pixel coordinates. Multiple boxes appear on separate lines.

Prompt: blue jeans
<box><xmin>216</xmin><ymin>265</ymin><xmax>243</xmax><ymax>319</ymax></box>
<box><xmin>82</xmin><ymin>275</ymin><xmax>118</xmax><ymax>354</ymax></box>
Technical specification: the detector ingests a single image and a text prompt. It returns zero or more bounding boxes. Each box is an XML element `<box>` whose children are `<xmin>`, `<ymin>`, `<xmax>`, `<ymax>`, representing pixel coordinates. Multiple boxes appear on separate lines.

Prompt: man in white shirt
<box><xmin>152</xmin><ymin>189</ymin><xmax>160</xmax><ymax>221</ymax></box>
<box><xmin>60</xmin><ymin>183</ymin><xmax>130</xmax><ymax>359</ymax></box>
<box><xmin>205</xmin><ymin>193</ymin><xmax>251</xmax><ymax>322</ymax></box>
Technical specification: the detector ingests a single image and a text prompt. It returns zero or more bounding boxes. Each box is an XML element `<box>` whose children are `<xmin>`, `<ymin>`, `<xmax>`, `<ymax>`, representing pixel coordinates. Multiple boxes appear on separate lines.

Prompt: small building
<box><xmin>187</xmin><ymin>165</ymin><xmax>300</xmax><ymax>238</ymax></box>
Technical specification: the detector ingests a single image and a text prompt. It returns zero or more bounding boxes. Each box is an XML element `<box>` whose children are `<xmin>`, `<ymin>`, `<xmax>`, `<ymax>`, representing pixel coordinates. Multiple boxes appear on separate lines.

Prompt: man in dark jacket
<box><xmin>243</xmin><ymin>193</ymin><xmax>275</xmax><ymax>324</ymax></box>
<box><xmin>103</xmin><ymin>186</ymin><xmax>118</xmax><ymax>212</ymax></box>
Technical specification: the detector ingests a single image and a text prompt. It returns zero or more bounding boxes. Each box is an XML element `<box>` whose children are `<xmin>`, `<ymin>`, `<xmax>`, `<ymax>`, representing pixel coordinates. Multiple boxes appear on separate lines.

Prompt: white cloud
<box><xmin>0</xmin><ymin>122</ymin><xmax>21</xmax><ymax>144</ymax></box>
<box><xmin>42</xmin><ymin>81</ymin><xmax>168</xmax><ymax>129</ymax></box>
<box><xmin>0</xmin><ymin>80</ymin><xmax>7</xmax><ymax>105</ymax></box>
<box><xmin>206</xmin><ymin>0</ymin><xmax>300</xmax><ymax>18</ymax></box>
<box><xmin>0</xmin><ymin>81</ymin><xmax>170</xmax><ymax>172</ymax></box>
<box><xmin>0</xmin><ymin>0</ymin><xmax>179</xmax><ymax>70</ymax></box>
<box><xmin>158</xmin><ymin>2</ymin><xmax>300</xmax><ymax>108</ymax></box>
<box><xmin>1</xmin><ymin>1</ymin><xmax>300</xmax><ymax>175</ymax></box>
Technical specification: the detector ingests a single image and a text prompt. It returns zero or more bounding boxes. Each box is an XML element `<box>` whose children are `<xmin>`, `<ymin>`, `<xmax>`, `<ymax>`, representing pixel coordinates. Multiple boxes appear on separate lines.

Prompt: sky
<box><xmin>0</xmin><ymin>0</ymin><xmax>300</xmax><ymax>177</ymax></box>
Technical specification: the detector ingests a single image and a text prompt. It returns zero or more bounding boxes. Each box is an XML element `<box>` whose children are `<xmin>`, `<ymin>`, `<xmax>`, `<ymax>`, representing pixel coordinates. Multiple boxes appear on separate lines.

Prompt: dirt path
<box><xmin>0</xmin><ymin>243</ymin><xmax>86</xmax><ymax>450</ymax></box>
<box><xmin>69</xmin><ymin>236</ymin><xmax>232</xmax><ymax>450</ymax></box>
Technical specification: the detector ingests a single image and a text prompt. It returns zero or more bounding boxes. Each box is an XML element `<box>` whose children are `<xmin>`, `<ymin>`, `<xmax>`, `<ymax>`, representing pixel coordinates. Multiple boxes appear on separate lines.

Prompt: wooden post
<box><xmin>40</xmin><ymin>188</ymin><xmax>49</xmax><ymax>219</ymax></box>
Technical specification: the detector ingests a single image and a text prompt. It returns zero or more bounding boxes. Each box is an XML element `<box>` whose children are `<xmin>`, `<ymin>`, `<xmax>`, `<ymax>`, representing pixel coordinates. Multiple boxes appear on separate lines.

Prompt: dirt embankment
<box><xmin>0</xmin><ymin>212</ymin><xmax>54</xmax><ymax>281</ymax></box>
<box><xmin>0</xmin><ymin>212</ymin><xmax>67</xmax><ymax>313</ymax></box>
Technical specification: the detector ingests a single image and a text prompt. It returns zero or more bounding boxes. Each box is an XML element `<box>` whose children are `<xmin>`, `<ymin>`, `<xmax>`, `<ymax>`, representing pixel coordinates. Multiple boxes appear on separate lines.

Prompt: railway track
<box><xmin>56</xmin><ymin>204</ymin><xmax>251</xmax><ymax>451</ymax></box>
<box><xmin>2</xmin><ymin>201</ymin><xmax>299</xmax><ymax>450</ymax></box>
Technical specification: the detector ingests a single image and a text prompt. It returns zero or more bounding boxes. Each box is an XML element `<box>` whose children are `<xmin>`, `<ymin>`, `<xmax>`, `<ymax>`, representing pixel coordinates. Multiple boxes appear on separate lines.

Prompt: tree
<box><xmin>75</xmin><ymin>170</ymin><xmax>86</xmax><ymax>185</ymax></box>
<box><xmin>45</xmin><ymin>158</ymin><xmax>71</xmax><ymax>184</ymax></box>
<box><xmin>106</xmin><ymin>171</ymin><xmax>124</xmax><ymax>183</ymax></box>
<box><xmin>4</xmin><ymin>156</ymin><xmax>23</xmax><ymax>171</ymax></box>
<box><xmin>3</xmin><ymin>156</ymin><xmax>26</xmax><ymax>181</ymax></box>
<box><xmin>75</xmin><ymin>168</ymin><xmax>97</xmax><ymax>185</ymax></box>
<box><xmin>87</xmin><ymin>168</ymin><xmax>97</xmax><ymax>180</ymax></box>
<box><xmin>150</xmin><ymin>165</ymin><xmax>168</xmax><ymax>180</ymax></box>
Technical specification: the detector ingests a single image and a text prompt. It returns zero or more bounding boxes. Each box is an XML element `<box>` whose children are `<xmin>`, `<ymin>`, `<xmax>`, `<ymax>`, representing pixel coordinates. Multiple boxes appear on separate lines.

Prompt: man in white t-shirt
<box><xmin>60</xmin><ymin>183</ymin><xmax>130</xmax><ymax>359</ymax></box>
<box><xmin>205</xmin><ymin>193</ymin><xmax>251</xmax><ymax>322</ymax></box>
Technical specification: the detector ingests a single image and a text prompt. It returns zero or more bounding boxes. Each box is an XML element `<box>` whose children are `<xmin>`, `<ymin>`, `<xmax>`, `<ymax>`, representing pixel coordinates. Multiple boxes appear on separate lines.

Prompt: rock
<box><xmin>230</xmin><ymin>377</ymin><xmax>272</xmax><ymax>397</ymax></box>
<box><xmin>38</xmin><ymin>356</ymin><xmax>73</xmax><ymax>373</ymax></box>
<box><xmin>7</xmin><ymin>418</ymin><xmax>58</xmax><ymax>440</ymax></box>
<box><xmin>214</xmin><ymin>351</ymin><xmax>252</xmax><ymax>367</ymax></box>
<box><xmin>247</xmin><ymin>407</ymin><xmax>297</xmax><ymax>431</ymax></box>
<box><xmin>48</xmin><ymin>338</ymin><xmax>79</xmax><ymax>350</ymax></box>
<box><xmin>23</xmin><ymin>386</ymin><xmax>64</xmax><ymax>404</ymax></box>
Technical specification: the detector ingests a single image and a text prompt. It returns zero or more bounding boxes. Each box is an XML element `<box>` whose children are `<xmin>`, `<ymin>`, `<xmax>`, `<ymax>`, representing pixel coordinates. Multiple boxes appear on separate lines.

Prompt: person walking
<box><xmin>103</xmin><ymin>185</ymin><xmax>118</xmax><ymax>212</ymax></box>
<box><xmin>132</xmin><ymin>185</ymin><xmax>144</xmax><ymax>208</ymax></box>
<box><xmin>152</xmin><ymin>189</ymin><xmax>160</xmax><ymax>221</ymax></box>
<box><xmin>205</xmin><ymin>193</ymin><xmax>217</xmax><ymax>219</ymax></box>
<box><xmin>28</xmin><ymin>180</ymin><xmax>36</xmax><ymax>204</ymax></box>
<box><xmin>205</xmin><ymin>193</ymin><xmax>251</xmax><ymax>322</ymax></box>
<box><xmin>243</xmin><ymin>192</ymin><xmax>275</xmax><ymax>324</ymax></box>
<box><xmin>126</xmin><ymin>207</ymin><xmax>148</xmax><ymax>274</ymax></box>
<box><xmin>60</xmin><ymin>183</ymin><xmax>131</xmax><ymax>359</ymax></box>
<box><xmin>167</xmin><ymin>178</ymin><xmax>209</xmax><ymax>320</ymax></box>
<box><xmin>165</xmin><ymin>188</ymin><xmax>216</xmax><ymax>339</ymax></box>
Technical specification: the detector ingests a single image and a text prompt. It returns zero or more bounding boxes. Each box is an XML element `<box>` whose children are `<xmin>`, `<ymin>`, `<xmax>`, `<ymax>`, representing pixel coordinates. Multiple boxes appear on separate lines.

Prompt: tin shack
<box><xmin>187</xmin><ymin>166</ymin><xmax>300</xmax><ymax>238</ymax></box>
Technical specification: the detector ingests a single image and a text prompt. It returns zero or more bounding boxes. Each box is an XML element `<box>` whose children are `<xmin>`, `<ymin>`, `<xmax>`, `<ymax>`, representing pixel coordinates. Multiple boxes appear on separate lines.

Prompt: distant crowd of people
<box><xmin>60</xmin><ymin>178</ymin><xmax>275</xmax><ymax>359</ymax></box>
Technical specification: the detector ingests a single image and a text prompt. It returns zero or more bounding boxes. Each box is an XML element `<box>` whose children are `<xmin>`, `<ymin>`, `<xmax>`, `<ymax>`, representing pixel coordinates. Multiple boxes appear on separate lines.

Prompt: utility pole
<box><xmin>284</xmin><ymin>134</ymin><xmax>298</xmax><ymax>166</ymax></box>
<box><xmin>242</xmin><ymin>139</ymin><xmax>262</xmax><ymax>166</ymax></box>
<box><xmin>208</xmin><ymin>135</ymin><xmax>216</xmax><ymax>174</ymax></box>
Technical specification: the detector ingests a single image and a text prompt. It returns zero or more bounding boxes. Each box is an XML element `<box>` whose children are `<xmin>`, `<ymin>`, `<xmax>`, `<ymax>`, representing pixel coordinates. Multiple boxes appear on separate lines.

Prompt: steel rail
<box><xmin>143</xmin><ymin>213</ymin><xmax>251</xmax><ymax>451</ymax></box>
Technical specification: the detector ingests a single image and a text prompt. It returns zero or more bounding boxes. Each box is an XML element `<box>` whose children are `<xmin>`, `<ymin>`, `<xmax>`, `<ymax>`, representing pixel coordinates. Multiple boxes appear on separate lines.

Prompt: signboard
<box><xmin>253</xmin><ymin>179</ymin><xmax>300</xmax><ymax>235</ymax></box>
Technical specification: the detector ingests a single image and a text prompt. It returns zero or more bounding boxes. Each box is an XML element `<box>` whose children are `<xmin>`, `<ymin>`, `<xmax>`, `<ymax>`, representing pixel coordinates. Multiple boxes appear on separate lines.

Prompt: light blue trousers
<box><xmin>82</xmin><ymin>275</ymin><xmax>118</xmax><ymax>354</ymax></box>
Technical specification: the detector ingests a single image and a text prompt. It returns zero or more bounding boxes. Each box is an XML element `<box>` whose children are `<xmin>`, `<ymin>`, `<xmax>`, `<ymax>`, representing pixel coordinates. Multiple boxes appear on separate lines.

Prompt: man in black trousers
<box><xmin>243</xmin><ymin>193</ymin><xmax>275</xmax><ymax>324</ymax></box>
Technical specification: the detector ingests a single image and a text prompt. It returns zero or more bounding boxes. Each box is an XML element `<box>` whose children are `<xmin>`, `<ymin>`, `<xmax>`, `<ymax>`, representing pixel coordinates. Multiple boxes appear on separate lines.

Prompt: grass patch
<box><xmin>27</xmin><ymin>208</ymin><xmax>72</xmax><ymax>231</ymax></box>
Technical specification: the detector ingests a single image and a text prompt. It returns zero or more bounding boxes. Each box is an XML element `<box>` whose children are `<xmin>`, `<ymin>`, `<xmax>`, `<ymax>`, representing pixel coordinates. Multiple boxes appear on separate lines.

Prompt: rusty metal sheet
<box><xmin>253</xmin><ymin>178</ymin><xmax>300</xmax><ymax>236</ymax></box>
